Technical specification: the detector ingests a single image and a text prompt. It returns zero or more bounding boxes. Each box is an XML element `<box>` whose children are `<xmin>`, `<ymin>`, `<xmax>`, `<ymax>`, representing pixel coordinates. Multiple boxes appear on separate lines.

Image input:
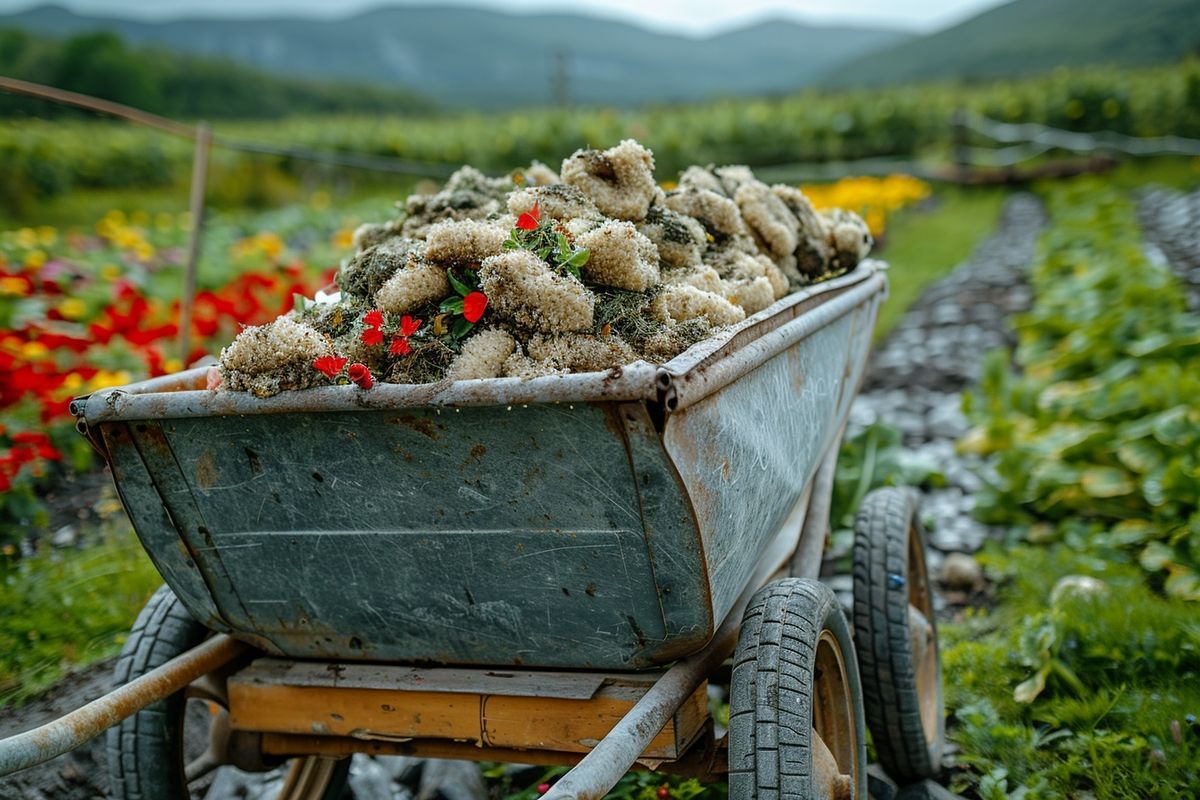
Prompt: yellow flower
<box><xmin>21</xmin><ymin>341</ymin><xmax>50</xmax><ymax>360</ymax></box>
<box><xmin>164</xmin><ymin>358</ymin><xmax>182</xmax><ymax>373</ymax></box>
<box><xmin>88</xmin><ymin>369</ymin><xmax>134</xmax><ymax>390</ymax></box>
<box><xmin>332</xmin><ymin>227</ymin><xmax>354</xmax><ymax>249</ymax></box>
<box><xmin>62</xmin><ymin>373</ymin><xmax>85</xmax><ymax>392</ymax></box>
<box><xmin>130</xmin><ymin>210</ymin><xmax>149</xmax><ymax>226</ymax></box>
<box><xmin>0</xmin><ymin>277</ymin><xmax>29</xmax><ymax>297</ymax></box>
<box><xmin>58</xmin><ymin>298</ymin><xmax>88</xmax><ymax>320</ymax></box>
<box><xmin>24</xmin><ymin>249</ymin><xmax>47</xmax><ymax>268</ymax></box>
<box><xmin>258</xmin><ymin>232</ymin><xmax>284</xmax><ymax>261</ymax></box>
<box><xmin>16</xmin><ymin>228</ymin><xmax>37</xmax><ymax>249</ymax></box>
<box><xmin>36</xmin><ymin>226</ymin><xmax>57</xmax><ymax>247</ymax></box>
<box><xmin>101</xmin><ymin>263</ymin><xmax>123</xmax><ymax>281</ymax></box>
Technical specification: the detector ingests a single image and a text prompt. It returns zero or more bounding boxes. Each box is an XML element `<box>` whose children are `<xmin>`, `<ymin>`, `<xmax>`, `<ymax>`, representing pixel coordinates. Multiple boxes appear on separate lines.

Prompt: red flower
<box><xmin>348</xmin><ymin>363</ymin><xmax>375</xmax><ymax>389</ymax></box>
<box><xmin>400</xmin><ymin>315</ymin><xmax>422</xmax><ymax>337</ymax></box>
<box><xmin>312</xmin><ymin>355</ymin><xmax>348</xmax><ymax>378</ymax></box>
<box><xmin>390</xmin><ymin>336</ymin><xmax>412</xmax><ymax>356</ymax></box>
<box><xmin>516</xmin><ymin>202</ymin><xmax>540</xmax><ymax>231</ymax></box>
<box><xmin>537</xmin><ymin>784</ymin><xmax>551</xmax><ymax>795</ymax></box>
<box><xmin>463</xmin><ymin>291</ymin><xmax>488</xmax><ymax>323</ymax></box>
<box><xmin>363</xmin><ymin>309</ymin><xmax>384</xmax><ymax>328</ymax></box>
<box><xmin>361</xmin><ymin>326</ymin><xmax>384</xmax><ymax>346</ymax></box>
<box><xmin>657</xmin><ymin>786</ymin><xmax>670</xmax><ymax>800</ymax></box>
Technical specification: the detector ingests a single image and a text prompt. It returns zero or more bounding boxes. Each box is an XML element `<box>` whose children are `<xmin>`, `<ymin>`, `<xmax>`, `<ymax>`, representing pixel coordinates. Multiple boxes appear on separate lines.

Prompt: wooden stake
<box><xmin>179</xmin><ymin>121</ymin><xmax>212</xmax><ymax>365</ymax></box>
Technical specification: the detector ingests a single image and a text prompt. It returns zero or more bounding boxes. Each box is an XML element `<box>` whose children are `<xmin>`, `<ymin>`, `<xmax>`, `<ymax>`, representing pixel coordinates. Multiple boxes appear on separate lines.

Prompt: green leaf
<box><xmin>1080</xmin><ymin>467</ymin><xmax>1135</xmax><ymax>498</ymax></box>
<box><xmin>447</xmin><ymin>269</ymin><xmax>471</xmax><ymax>297</ymax></box>
<box><xmin>1115</xmin><ymin>439</ymin><xmax>1163</xmax><ymax>474</ymax></box>
<box><xmin>1014</xmin><ymin>664</ymin><xmax>1050</xmax><ymax>704</ymax></box>
<box><xmin>565</xmin><ymin>248</ymin><xmax>591</xmax><ymax>268</ymax></box>
<box><xmin>451</xmin><ymin>318</ymin><xmax>474</xmax><ymax>339</ymax></box>
<box><xmin>1152</xmin><ymin>406</ymin><xmax>1194</xmax><ymax>448</ymax></box>
<box><xmin>440</xmin><ymin>296</ymin><xmax>465</xmax><ymax>314</ymax></box>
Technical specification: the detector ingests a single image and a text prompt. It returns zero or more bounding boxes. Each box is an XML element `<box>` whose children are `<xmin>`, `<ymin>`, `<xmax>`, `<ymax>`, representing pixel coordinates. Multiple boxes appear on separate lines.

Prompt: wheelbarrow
<box><xmin>1</xmin><ymin>260</ymin><xmax>944</xmax><ymax>799</ymax></box>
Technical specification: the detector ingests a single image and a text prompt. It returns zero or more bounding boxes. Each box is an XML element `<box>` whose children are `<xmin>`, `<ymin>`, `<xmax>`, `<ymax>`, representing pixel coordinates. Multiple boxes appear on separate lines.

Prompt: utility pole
<box><xmin>551</xmin><ymin>49</ymin><xmax>570</xmax><ymax>108</ymax></box>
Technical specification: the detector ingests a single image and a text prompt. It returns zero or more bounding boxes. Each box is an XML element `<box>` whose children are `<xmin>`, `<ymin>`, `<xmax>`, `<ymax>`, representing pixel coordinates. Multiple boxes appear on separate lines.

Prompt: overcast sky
<box><xmin>0</xmin><ymin>0</ymin><xmax>1010</xmax><ymax>34</ymax></box>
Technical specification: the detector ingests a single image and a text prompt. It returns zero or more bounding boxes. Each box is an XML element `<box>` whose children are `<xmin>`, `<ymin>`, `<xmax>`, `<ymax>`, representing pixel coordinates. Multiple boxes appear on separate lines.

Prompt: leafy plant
<box><xmin>962</xmin><ymin>181</ymin><xmax>1200</xmax><ymax>599</ymax></box>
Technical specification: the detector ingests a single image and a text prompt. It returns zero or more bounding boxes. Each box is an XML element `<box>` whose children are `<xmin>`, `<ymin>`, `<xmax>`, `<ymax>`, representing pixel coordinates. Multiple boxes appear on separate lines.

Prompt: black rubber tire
<box><xmin>728</xmin><ymin>578</ymin><xmax>867</xmax><ymax>800</ymax></box>
<box><xmin>852</xmin><ymin>487</ymin><xmax>945</xmax><ymax>784</ymax></box>
<box><xmin>106</xmin><ymin>585</ymin><xmax>350</xmax><ymax>800</ymax></box>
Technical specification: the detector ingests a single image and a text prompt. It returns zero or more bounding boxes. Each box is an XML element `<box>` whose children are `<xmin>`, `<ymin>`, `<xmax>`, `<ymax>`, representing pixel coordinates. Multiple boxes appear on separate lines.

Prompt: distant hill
<box><xmin>825</xmin><ymin>0</ymin><xmax>1200</xmax><ymax>88</ymax></box>
<box><xmin>0</xmin><ymin>27</ymin><xmax>432</xmax><ymax>118</ymax></box>
<box><xmin>0</xmin><ymin>4</ymin><xmax>912</xmax><ymax>109</ymax></box>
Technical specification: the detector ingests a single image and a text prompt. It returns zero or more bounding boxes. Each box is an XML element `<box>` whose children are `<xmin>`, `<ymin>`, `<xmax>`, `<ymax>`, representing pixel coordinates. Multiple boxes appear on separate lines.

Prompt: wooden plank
<box><xmin>228</xmin><ymin>684</ymin><xmax>481</xmax><ymax>741</ymax></box>
<box><xmin>229</xmin><ymin>666</ymin><xmax>709</xmax><ymax>759</ymax></box>
<box><xmin>236</xmin><ymin>659</ymin><xmax>607</xmax><ymax>700</ymax></box>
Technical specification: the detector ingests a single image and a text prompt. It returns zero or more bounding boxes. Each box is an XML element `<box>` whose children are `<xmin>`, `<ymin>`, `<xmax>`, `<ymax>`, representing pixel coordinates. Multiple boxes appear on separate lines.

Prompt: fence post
<box><xmin>951</xmin><ymin>107</ymin><xmax>970</xmax><ymax>182</ymax></box>
<box><xmin>179</xmin><ymin>121</ymin><xmax>212</xmax><ymax>365</ymax></box>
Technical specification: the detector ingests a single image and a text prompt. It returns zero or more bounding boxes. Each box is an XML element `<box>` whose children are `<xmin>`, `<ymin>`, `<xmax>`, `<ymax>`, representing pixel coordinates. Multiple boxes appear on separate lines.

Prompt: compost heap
<box><xmin>218</xmin><ymin>140</ymin><xmax>873</xmax><ymax>397</ymax></box>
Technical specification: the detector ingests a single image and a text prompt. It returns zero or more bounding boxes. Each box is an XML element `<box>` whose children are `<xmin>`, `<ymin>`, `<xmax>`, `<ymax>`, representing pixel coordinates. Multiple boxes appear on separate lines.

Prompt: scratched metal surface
<box><xmin>111</xmin><ymin>403</ymin><xmax>716</xmax><ymax>668</ymax></box>
<box><xmin>661</xmin><ymin>289</ymin><xmax>882</xmax><ymax>626</ymax></box>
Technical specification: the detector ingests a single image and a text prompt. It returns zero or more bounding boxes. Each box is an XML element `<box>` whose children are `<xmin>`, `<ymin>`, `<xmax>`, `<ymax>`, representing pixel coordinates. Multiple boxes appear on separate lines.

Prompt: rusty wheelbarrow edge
<box><xmin>71</xmin><ymin>263</ymin><xmax>884</xmax><ymax>428</ymax></box>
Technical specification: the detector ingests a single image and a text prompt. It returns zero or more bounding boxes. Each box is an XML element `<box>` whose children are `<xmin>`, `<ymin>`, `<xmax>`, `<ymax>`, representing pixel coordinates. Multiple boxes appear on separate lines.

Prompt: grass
<box><xmin>0</xmin><ymin>521</ymin><xmax>160</xmax><ymax>709</ymax></box>
<box><xmin>941</xmin><ymin>545</ymin><xmax>1200</xmax><ymax>798</ymax></box>
<box><xmin>872</xmin><ymin>185</ymin><xmax>1009</xmax><ymax>341</ymax></box>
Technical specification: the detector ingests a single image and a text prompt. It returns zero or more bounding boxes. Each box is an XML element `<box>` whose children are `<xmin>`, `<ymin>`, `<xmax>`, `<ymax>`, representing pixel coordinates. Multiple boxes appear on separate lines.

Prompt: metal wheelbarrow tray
<box><xmin>72</xmin><ymin>262</ymin><xmax>887</xmax><ymax>672</ymax></box>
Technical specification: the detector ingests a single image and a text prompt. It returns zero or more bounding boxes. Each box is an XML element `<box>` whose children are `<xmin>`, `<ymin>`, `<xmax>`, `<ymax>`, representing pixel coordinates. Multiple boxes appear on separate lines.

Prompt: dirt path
<box><xmin>0</xmin><ymin>658</ymin><xmax>116</xmax><ymax>799</ymax></box>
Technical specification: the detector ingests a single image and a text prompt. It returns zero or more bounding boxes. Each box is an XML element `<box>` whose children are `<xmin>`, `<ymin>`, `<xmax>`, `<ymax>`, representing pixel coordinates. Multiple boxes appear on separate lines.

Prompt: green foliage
<box><xmin>0</xmin><ymin>522</ymin><xmax>161</xmax><ymax>707</ymax></box>
<box><xmin>962</xmin><ymin>181</ymin><xmax>1200</xmax><ymax>599</ymax></box>
<box><xmin>942</xmin><ymin>547</ymin><xmax>1200</xmax><ymax>798</ymax></box>
<box><xmin>945</xmin><ymin>179</ymin><xmax>1200</xmax><ymax>796</ymax></box>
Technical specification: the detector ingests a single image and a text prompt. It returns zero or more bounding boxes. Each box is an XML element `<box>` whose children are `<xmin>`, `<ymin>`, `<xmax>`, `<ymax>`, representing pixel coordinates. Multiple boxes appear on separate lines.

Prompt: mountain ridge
<box><xmin>0</xmin><ymin>3</ymin><xmax>912</xmax><ymax>108</ymax></box>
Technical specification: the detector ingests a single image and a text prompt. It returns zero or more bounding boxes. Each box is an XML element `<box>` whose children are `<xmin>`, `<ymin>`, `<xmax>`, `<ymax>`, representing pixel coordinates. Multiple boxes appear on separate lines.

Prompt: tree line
<box><xmin>0</xmin><ymin>28</ymin><xmax>433</xmax><ymax>119</ymax></box>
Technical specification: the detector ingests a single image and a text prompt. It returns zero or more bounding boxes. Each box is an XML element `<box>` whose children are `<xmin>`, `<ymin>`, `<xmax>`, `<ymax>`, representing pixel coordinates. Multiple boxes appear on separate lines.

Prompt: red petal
<box><xmin>360</xmin><ymin>326</ymin><xmax>384</xmax><ymax>346</ymax></box>
<box><xmin>348</xmin><ymin>363</ymin><xmax>375</xmax><ymax>389</ymax></box>
<box><xmin>463</xmin><ymin>291</ymin><xmax>488</xmax><ymax>324</ymax></box>
<box><xmin>400</xmin><ymin>315</ymin><xmax>422</xmax><ymax>337</ymax></box>
<box><xmin>312</xmin><ymin>355</ymin><xmax>348</xmax><ymax>378</ymax></box>
<box><xmin>390</xmin><ymin>336</ymin><xmax>412</xmax><ymax>356</ymax></box>
<box><xmin>516</xmin><ymin>211</ymin><xmax>539</xmax><ymax>231</ymax></box>
<box><xmin>363</xmin><ymin>309</ymin><xmax>384</xmax><ymax>328</ymax></box>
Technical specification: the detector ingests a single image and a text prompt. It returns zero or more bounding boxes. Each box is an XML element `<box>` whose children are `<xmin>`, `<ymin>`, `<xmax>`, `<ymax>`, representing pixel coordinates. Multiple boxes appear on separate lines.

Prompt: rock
<box><xmin>349</xmin><ymin>755</ymin><xmax>401</xmax><ymax>800</ymax></box>
<box><xmin>377</xmin><ymin>755</ymin><xmax>426</xmax><ymax>787</ymax></box>
<box><xmin>417</xmin><ymin>759</ymin><xmax>487</xmax><ymax>800</ymax></box>
<box><xmin>1049</xmin><ymin>574</ymin><xmax>1107</xmax><ymax>604</ymax></box>
<box><xmin>939</xmin><ymin>552</ymin><xmax>982</xmax><ymax>590</ymax></box>
<box><xmin>51</xmin><ymin>524</ymin><xmax>78</xmax><ymax>548</ymax></box>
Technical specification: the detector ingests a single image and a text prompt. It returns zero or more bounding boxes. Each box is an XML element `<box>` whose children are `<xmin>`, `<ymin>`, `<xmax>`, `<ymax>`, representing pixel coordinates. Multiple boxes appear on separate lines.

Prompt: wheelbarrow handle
<box><xmin>0</xmin><ymin>634</ymin><xmax>248</xmax><ymax>776</ymax></box>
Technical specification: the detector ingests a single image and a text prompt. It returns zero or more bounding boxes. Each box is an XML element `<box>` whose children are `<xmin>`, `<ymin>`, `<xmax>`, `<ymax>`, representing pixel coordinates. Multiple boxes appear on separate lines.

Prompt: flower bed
<box><xmin>0</xmin><ymin>204</ymin><xmax>354</xmax><ymax>540</ymax></box>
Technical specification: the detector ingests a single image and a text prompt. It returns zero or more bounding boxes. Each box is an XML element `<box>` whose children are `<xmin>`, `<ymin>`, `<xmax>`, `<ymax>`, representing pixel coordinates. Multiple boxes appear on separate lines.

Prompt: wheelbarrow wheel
<box><xmin>852</xmin><ymin>487</ymin><xmax>945</xmax><ymax>783</ymax></box>
<box><xmin>729</xmin><ymin>578</ymin><xmax>867</xmax><ymax>800</ymax></box>
<box><xmin>106</xmin><ymin>585</ymin><xmax>350</xmax><ymax>800</ymax></box>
